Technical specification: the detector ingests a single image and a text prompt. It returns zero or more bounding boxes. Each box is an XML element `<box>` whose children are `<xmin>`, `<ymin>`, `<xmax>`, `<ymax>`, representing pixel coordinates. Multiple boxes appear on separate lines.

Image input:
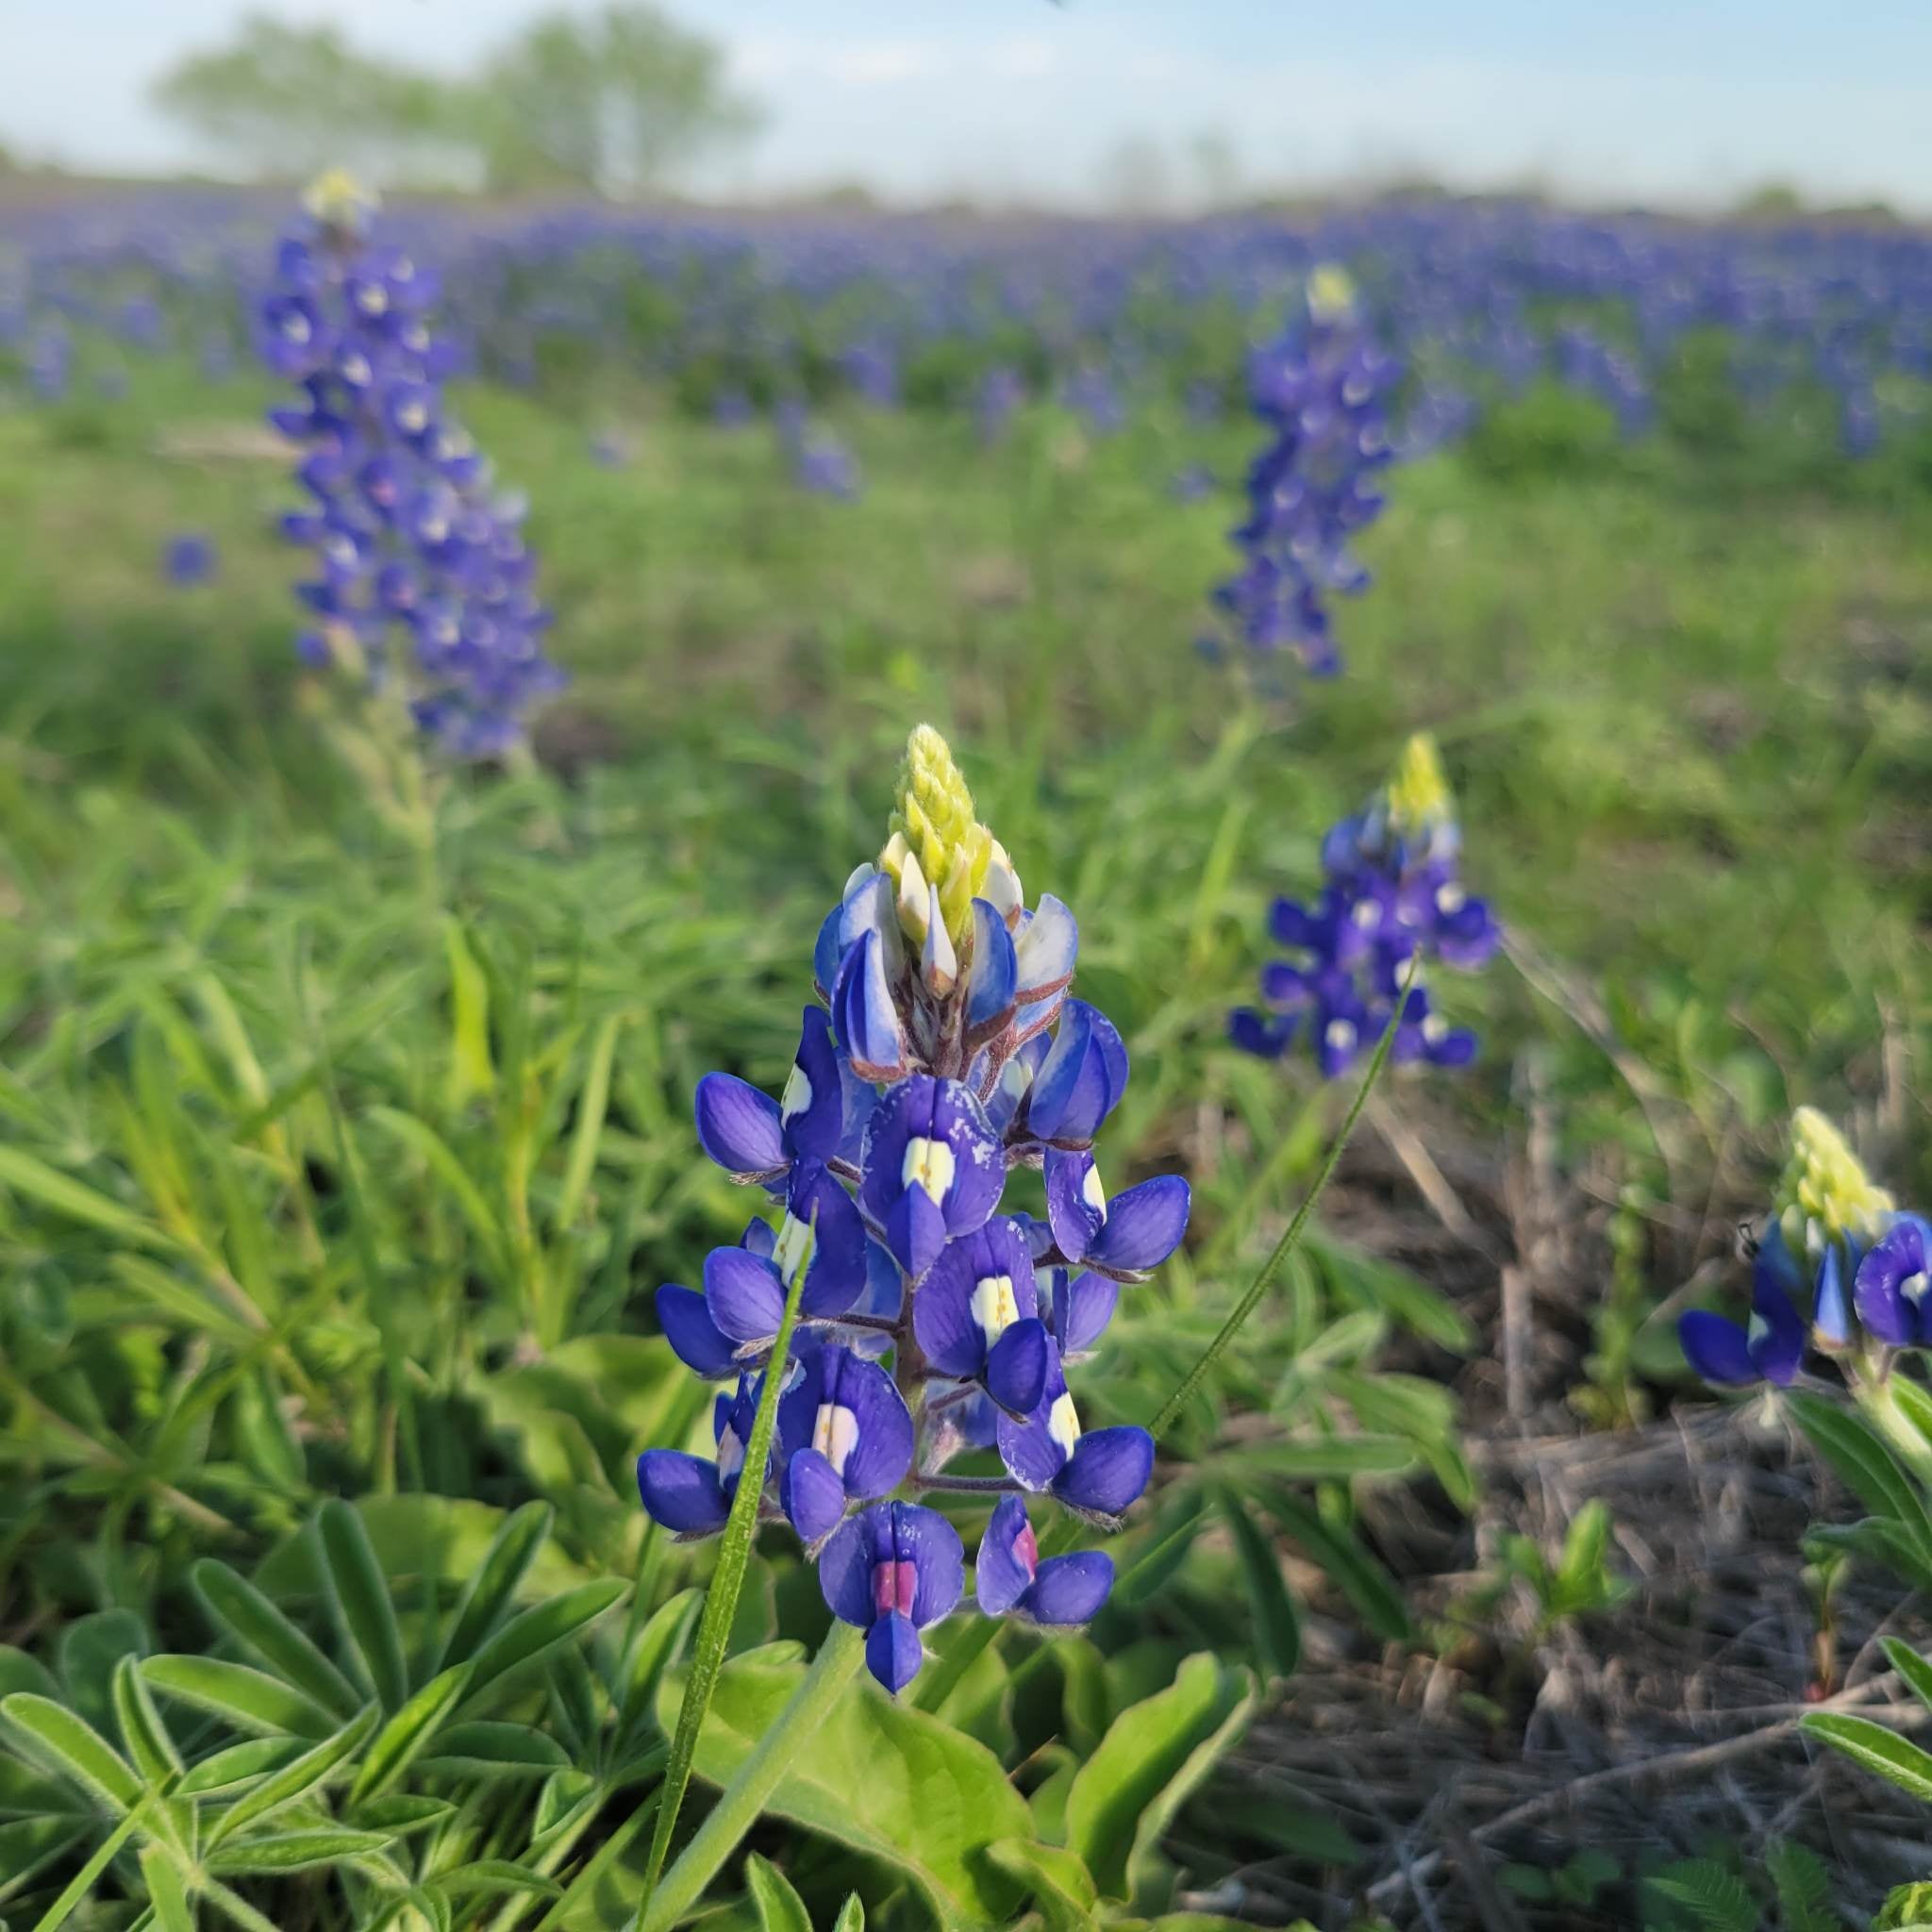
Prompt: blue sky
<box><xmin>7</xmin><ymin>1</ymin><xmax>1930</xmax><ymax>210</ymax></box>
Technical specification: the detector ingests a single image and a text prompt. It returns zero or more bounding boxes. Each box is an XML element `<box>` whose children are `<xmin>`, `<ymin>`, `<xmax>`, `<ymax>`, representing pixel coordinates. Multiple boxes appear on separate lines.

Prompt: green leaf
<box><xmin>1215</xmin><ymin>1491</ymin><xmax>1299</xmax><ymax>1680</ymax></box>
<box><xmin>350</xmin><ymin>1663</ymin><xmax>474</xmax><ymax>1804</ymax></box>
<box><xmin>206</xmin><ymin>1826</ymin><xmax>396</xmax><ymax>1874</ymax></box>
<box><xmin>556</xmin><ymin>1013</ymin><xmax>622</xmax><ymax>1232</ymax></box>
<box><xmin>436</xmin><ymin>1861</ymin><xmax>562</xmax><ymax>1902</ymax></box>
<box><xmin>0</xmin><ymin>1145</ymin><xmax>176</xmax><ymax>1252</ymax></box>
<box><xmin>417</xmin><ymin>1721</ymin><xmax>569</xmax><ymax>1778</ymax></box>
<box><xmin>1883</xmin><ymin>1637</ymin><xmax>1932</xmax><ymax>1717</ymax></box>
<box><xmin>1789</xmin><ymin>1393</ymin><xmax>1932</xmax><ymax>1569</ymax></box>
<box><xmin>985</xmin><ymin>1839</ymin><xmax>1100</xmax><ymax>1932</ymax></box>
<box><xmin>1219</xmin><ymin>1436</ymin><xmax>1419</xmax><ymax>1483</ymax></box>
<box><xmin>353</xmin><ymin>1793</ymin><xmax>456</xmax><ymax>1838</ymax></box>
<box><xmin>615</xmin><ymin>1589</ymin><xmax>700</xmax><ymax>1752</ymax></box>
<box><xmin>318</xmin><ymin>1500</ymin><xmax>412</xmax><ymax>1715</ymax></box>
<box><xmin>1644</xmin><ymin>1858</ymin><xmax>1757</xmax><ymax>1931</ymax></box>
<box><xmin>175</xmin><ymin>1738</ymin><xmax>306</xmax><ymax>1796</ymax></box>
<box><xmin>58</xmin><ymin>1611</ymin><xmax>148</xmax><ymax>1739</ymax></box>
<box><xmin>1765</xmin><ymin>1837</ymin><xmax>1834</xmax><ymax>1932</ymax></box>
<box><xmin>0</xmin><ymin>1818</ymin><xmax>87</xmax><ymax>1900</ymax></box>
<box><xmin>741</xmin><ymin>1853</ymin><xmax>811</xmax><ymax>1932</ymax></box>
<box><xmin>0</xmin><ymin>1647</ymin><xmax>58</xmax><ymax>1704</ymax></box>
<box><xmin>443</xmin><ymin>919</ymin><xmax>496</xmax><ymax>1110</ymax></box>
<box><xmin>465</xmin><ymin>1580</ymin><xmax>626</xmax><ymax>1702</ymax></box>
<box><xmin>366</xmin><ymin>1106</ymin><xmax>507</xmax><ymax>1263</ymax></box>
<box><xmin>110</xmin><ymin>1657</ymin><xmax>182</xmax><ymax>1786</ymax></box>
<box><xmin>1063</xmin><ymin>1654</ymin><xmax>1257</xmax><ymax>1903</ymax></box>
<box><xmin>141</xmin><ymin>1657</ymin><xmax>336</xmax><ymax>1740</ymax></box>
<box><xmin>438</xmin><ymin>1500</ymin><xmax>555</xmax><ymax>1670</ymax></box>
<box><xmin>206</xmin><ymin>1704</ymin><xmax>378</xmax><ymax>1847</ymax></box>
<box><xmin>1255</xmin><ymin>1491</ymin><xmax>1410</xmax><ymax>1641</ymax></box>
<box><xmin>1801</xmin><ymin>1710</ymin><xmax>1932</xmax><ymax>1800</ymax></box>
<box><xmin>656</xmin><ymin>1647</ymin><xmax>1035</xmax><ymax>1930</ymax></box>
<box><xmin>139</xmin><ymin>1847</ymin><xmax>194</xmax><ymax>1932</ymax></box>
<box><xmin>0</xmin><ymin>1695</ymin><xmax>142</xmax><ymax>1813</ymax></box>
<box><xmin>829</xmin><ymin>1898</ymin><xmax>864</xmax><ymax>1932</ymax></box>
<box><xmin>191</xmin><ymin>1560</ymin><xmax>361</xmax><ymax>1720</ymax></box>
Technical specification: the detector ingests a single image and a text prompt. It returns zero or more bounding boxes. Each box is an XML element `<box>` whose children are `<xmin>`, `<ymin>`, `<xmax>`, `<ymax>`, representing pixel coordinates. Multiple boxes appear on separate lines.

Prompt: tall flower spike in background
<box><xmin>641</xmin><ymin>724</ymin><xmax>1191</xmax><ymax>1693</ymax></box>
<box><xmin>1209</xmin><ymin>263</ymin><xmax>1397</xmax><ymax>676</ymax></box>
<box><xmin>1232</xmin><ymin>732</ymin><xmax>1501</xmax><ymax>1078</ymax></box>
<box><xmin>261</xmin><ymin>170</ymin><xmax>564</xmax><ymax>758</ymax></box>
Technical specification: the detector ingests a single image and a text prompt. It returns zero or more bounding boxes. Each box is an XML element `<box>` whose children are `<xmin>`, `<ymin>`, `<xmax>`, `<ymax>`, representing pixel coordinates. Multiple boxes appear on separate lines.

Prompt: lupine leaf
<box><xmin>191</xmin><ymin>1561</ymin><xmax>362</xmax><ymax>1719</ymax></box>
<box><xmin>175</xmin><ymin>1738</ymin><xmax>306</xmax><ymax>1796</ymax></box>
<box><xmin>1882</xmin><ymin>1637</ymin><xmax>1932</xmax><ymax>1718</ymax></box>
<box><xmin>1257</xmin><ymin>1490</ymin><xmax>1411</xmax><ymax>1641</ymax></box>
<box><xmin>1788</xmin><ymin>1393</ymin><xmax>1932</xmax><ymax>1568</ymax></box>
<box><xmin>0</xmin><ymin>1695</ymin><xmax>142</xmax><ymax>1813</ymax></box>
<box><xmin>417</xmin><ymin>1720</ymin><xmax>569</xmax><ymax>1777</ymax></box>
<box><xmin>139</xmin><ymin>1847</ymin><xmax>194</xmax><ymax>1932</ymax></box>
<box><xmin>318</xmin><ymin>1499</ymin><xmax>412</xmax><ymax>1714</ymax></box>
<box><xmin>0</xmin><ymin>1145</ymin><xmax>176</xmax><ymax>1251</ymax></box>
<box><xmin>1215</xmin><ymin>1490</ymin><xmax>1300</xmax><ymax>1680</ymax></box>
<box><xmin>615</xmin><ymin>1589</ymin><xmax>701</xmax><ymax>1754</ymax></box>
<box><xmin>206</xmin><ymin>1704</ymin><xmax>378</xmax><ymax>1847</ymax></box>
<box><xmin>1801</xmin><ymin>1710</ymin><xmax>1932</xmax><ymax>1800</ymax></box>
<box><xmin>0</xmin><ymin>1818</ymin><xmax>87</xmax><ymax>1900</ymax></box>
<box><xmin>742</xmin><ymin>1852</ymin><xmax>812</xmax><ymax>1932</ymax></box>
<box><xmin>140</xmin><ymin>1657</ymin><xmax>336</xmax><ymax>1740</ymax></box>
<box><xmin>110</xmin><ymin>1656</ymin><xmax>182</xmax><ymax>1786</ymax></box>
<box><xmin>58</xmin><ymin>1611</ymin><xmax>149</xmax><ymax>1739</ymax></box>
<box><xmin>829</xmin><ymin>1899</ymin><xmax>864</xmax><ymax>1932</ymax></box>
<box><xmin>986</xmin><ymin>1839</ymin><xmax>1100</xmax><ymax>1932</ymax></box>
<box><xmin>206</xmin><ymin>1826</ymin><xmax>396</xmax><ymax>1874</ymax></box>
<box><xmin>464</xmin><ymin>1581</ymin><xmax>627</xmax><ymax>1703</ymax></box>
<box><xmin>350</xmin><ymin>1663</ymin><xmax>474</xmax><ymax>1803</ymax></box>
<box><xmin>437</xmin><ymin>1501</ymin><xmax>555</xmax><ymax>1670</ymax></box>
<box><xmin>436</xmin><ymin>1861</ymin><xmax>562</xmax><ymax>1900</ymax></box>
<box><xmin>1063</xmin><ymin>1654</ymin><xmax>1257</xmax><ymax>1903</ymax></box>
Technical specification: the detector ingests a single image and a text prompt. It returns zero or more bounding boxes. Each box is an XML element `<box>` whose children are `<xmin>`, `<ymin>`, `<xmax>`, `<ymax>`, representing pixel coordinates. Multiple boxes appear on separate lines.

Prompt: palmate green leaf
<box><xmin>741</xmin><ymin>1852</ymin><xmax>811</xmax><ymax>1932</ymax></box>
<box><xmin>205</xmin><ymin>1704</ymin><xmax>378</xmax><ymax>1848</ymax></box>
<box><xmin>437</xmin><ymin>1500</ymin><xmax>555</xmax><ymax>1671</ymax></box>
<box><xmin>1801</xmin><ymin>1710</ymin><xmax>1932</xmax><ymax>1800</ymax></box>
<box><xmin>1214</xmin><ymin>1490</ymin><xmax>1299</xmax><ymax>1680</ymax></box>
<box><xmin>655</xmin><ymin>1648</ymin><xmax>1034</xmax><ymax>1931</ymax></box>
<box><xmin>141</xmin><ymin>1657</ymin><xmax>337</xmax><ymax>1740</ymax></box>
<box><xmin>0</xmin><ymin>1647</ymin><xmax>59</xmax><ymax>1704</ymax></box>
<box><xmin>139</xmin><ymin>1845</ymin><xmax>194</xmax><ymax>1932</ymax></box>
<box><xmin>1256</xmin><ymin>1490</ymin><xmax>1411</xmax><ymax>1642</ymax></box>
<box><xmin>205</xmin><ymin>1825</ymin><xmax>396</xmax><ymax>1874</ymax></box>
<box><xmin>353</xmin><ymin>1794</ymin><xmax>455</xmax><ymax>1839</ymax></box>
<box><xmin>349</xmin><ymin>1663</ymin><xmax>474</xmax><ymax>1805</ymax></box>
<box><xmin>110</xmin><ymin>1656</ymin><xmax>182</xmax><ymax>1787</ymax></box>
<box><xmin>191</xmin><ymin>1560</ymin><xmax>362</xmax><ymax>1720</ymax></box>
<box><xmin>1788</xmin><ymin>1393</ymin><xmax>1932</xmax><ymax>1570</ymax></box>
<box><xmin>465</xmin><ymin>1581</ymin><xmax>627</xmax><ymax>1704</ymax></box>
<box><xmin>417</xmin><ymin>1720</ymin><xmax>569</xmax><ymax>1778</ymax></box>
<box><xmin>1062</xmin><ymin>1654</ymin><xmax>1257</xmax><ymax>1905</ymax></box>
<box><xmin>0</xmin><ymin>1695</ymin><xmax>142</xmax><ymax>1813</ymax></box>
<box><xmin>985</xmin><ymin>1839</ymin><xmax>1100</xmax><ymax>1932</ymax></box>
<box><xmin>318</xmin><ymin>1499</ymin><xmax>412</xmax><ymax>1714</ymax></box>
<box><xmin>175</xmin><ymin>1738</ymin><xmax>306</xmax><ymax>1797</ymax></box>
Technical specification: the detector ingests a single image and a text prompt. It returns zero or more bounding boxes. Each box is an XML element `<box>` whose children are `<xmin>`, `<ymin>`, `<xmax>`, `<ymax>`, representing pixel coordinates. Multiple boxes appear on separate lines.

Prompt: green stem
<box><xmin>1855</xmin><ymin>1376</ymin><xmax>1932</xmax><ymax>1491</ymax></box>
<box><xmin>635</xmin><ymin>1620</ymin><xmax>867</xmax><ymax>1932</ymax></box>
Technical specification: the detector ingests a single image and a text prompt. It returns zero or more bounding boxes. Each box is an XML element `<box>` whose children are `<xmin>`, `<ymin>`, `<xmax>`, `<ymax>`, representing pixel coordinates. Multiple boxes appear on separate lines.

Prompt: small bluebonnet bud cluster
<box><xmin>638</xmin><ymin>727</ymin><xmax>1190</xmax><ymax>1693</ymax></box>
<box><xmin>1681</xmin><ymin>1108</ymin><xmax>1930</xmax><ymax>1389</ymax></box>
<box><xmin>1210</xmin><ymin>266</ymin><xmax>1396</xmax><ymax>675</ymax></box>
<box><xmin>259</xmin><ymin>173</ymin><xmax>563</xmax><ymax>758</ymax></box>
<box><xmin>776</xmin><ymin>401</ymin><xmax>862</xmax><ymax>501</ymax></box>
<box><xmin>1231</xmin><ymin>735</ymin><xmax>1501</xmax><ymax>1078</ymax></box>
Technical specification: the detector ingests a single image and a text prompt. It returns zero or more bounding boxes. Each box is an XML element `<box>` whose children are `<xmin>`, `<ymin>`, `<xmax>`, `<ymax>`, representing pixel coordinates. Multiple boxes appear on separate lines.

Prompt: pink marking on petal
<box><xmin>1014</xmin><ymin>1521</ymin><xmax>1040</xmax><ymax>1580</ymax></box>
<box><xmin>873</xmin><ymin>1559</ymin><xmax>918</xmax><ymax>1619</ymax></box>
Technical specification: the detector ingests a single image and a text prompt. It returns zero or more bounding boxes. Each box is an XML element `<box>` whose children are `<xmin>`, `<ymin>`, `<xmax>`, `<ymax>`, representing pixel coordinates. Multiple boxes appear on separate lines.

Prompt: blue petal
<box><xmin>636</xmin><ymin>1451</ymin><xmax>730</xmax><ymax>1535</ymax></box>
<box><xmin>1811</xmin><ymin>1245</ymin><xmax>1852</xmax><ymax>1348</ymax></box>
<box><xmin>1086</xmin><ymin>1174</ymin><xmax>1191</xmax><ymax>1281</ymax></box>
<box><xmin>1678</xmin><ymin>1311</ymin><xmax>1757</xmax><ymax>1385</ymax></box>
<box><xmin>973</xmin><ymin>1495</ymin><xmax>1038</xmax><ymax>1616</ymax></box>
<box><xmin>891</xmin><ymin>1500</ymin><xmax>965</xmax><ymax>1627</ymax></box>
<box><xmin>780</xmin><ymin>1008</ymin><xmax>845</xmax><ymax>1162</ymax></box>
<box><xmin>656</xmin><ymin>1284</ymin><xmax>737</xmax><ymax>1378</ymax></box>
<box><xmin>704</xmin><ymin>1245</ymin><xmax>788</xmax><ymax>1346</ymax></box>
<box><xmin>1028</xmin><ymin>1001</ymin><xmax>1129</xmax><ymax>1147</ymax></box>
<box><xmin>1747</xmin><ymin>1269</ymin><xmax>1807</xmax><ymax>1386</ymax></box>
<box><xmin>1053</xmin><ymin>1270</ymin><xmax>1119</xmax><ymax>1357</ymax></box>
<box><xmin>1229</xmin><ymin>1008</ymin><xmax>1292</xmax><ymax>1058</ymax></box>
<box><xmin>1014</xmin><ymin>895</ymin><xmax>1077</xmax><ymax>1000</ymax></box>
<box><xmin>819</xmin><ymin>1506</ymin><xmax>888</xmax><ymax>1628</ymax></box>
<box><xmin>780</xmin><ymin>1447</ymin><xmax>848</xmax><ymax>1545</ymax></box>
<box><xmin>966</xmin><ymin>900</ymin><xmax>1018</xmax><ymax>1039</ymax></box>
<box><xmin>986</xmin><ymin>1318</ymin><xmax>1050</xmax><ymax>1416</ymax></box>
<box><xmin>865</xmin><ymin>1610</ymin><xmax>925</xmax><ymax>1693</ymax></box>
<box><xmin>833</xmin><ymin>931</ymin><xmax>908</xmax><ymax>1084</ymax></box>
<box><xmin>1053</xmin><ymin>1425</ymin><xmax>1154</xmax><ymax>1520</ymax></box>
<box><xmin>1022</xmin><ymin>1551</ymin><xmax>1115</xmax><ymax>1628</ymax></box>
<box><xmin>1043</xmin><ymin>1148</ymin><xmax>1108</xmax><ymax>1263</ymax></box>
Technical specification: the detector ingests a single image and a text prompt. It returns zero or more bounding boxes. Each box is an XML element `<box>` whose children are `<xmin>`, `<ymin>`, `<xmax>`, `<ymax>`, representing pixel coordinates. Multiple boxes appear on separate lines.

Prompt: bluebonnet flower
<box><xmin>1679</xmin><ymin>1109</ymin><xmax>1921</xmax><ymax>1389</ymax></box>
<box><xmin>1232</xmin><ymin>734</ymin><xmax>1500</xmax><ymax>1080</ymax></box>
<box><xmin>776</xmin><ymin>404</ymin><xmax>862</xmax><ymax>501</ymax></box>
<box><xmin>164</xmin><ymin>533</ymin><xmax>217</xmax><ymax>587</ymax></box>
<box><xmin>974</xmin><ymin>366</ymin><xmax>1024</xmax><ymax>446</ymax></box>
<box><xmin>259</xmin><ymin>172</ymin><xmax>563</xmax><ymax>758</ymax></box>
<box><xmin>640</xmin><ymin>726</ymin><xmax>1189</xmax><ymax>1691</ymax></box>
<box><xmin>1209</xmin><ymin>265</ymin><xmax>1395</xmax><ymax>675</ymax></box>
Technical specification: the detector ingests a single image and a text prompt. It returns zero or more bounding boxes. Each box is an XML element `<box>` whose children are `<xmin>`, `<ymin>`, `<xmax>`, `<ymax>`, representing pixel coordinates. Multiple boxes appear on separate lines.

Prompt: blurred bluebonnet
<box><xmin>776</xmin><ymin>401</ymin><xmax>862</xmax><ymax>501</ymax></box>
<box><xmin>640</xmin><ymin>726</ymin><xmax>1189</xmax><ymax>1691</ymax></box>
<box><xmin>1210</xmin><ymin>265</ymin><xmax>1395</xmax><ymax>675</ymax></box>
<box><xmin>1231</xmin><ymin>734</ymin><xmax>1500</xmax><ymax>1079</ymax></box>
<box><xmin>1680</xmin><ymin>1108</ymin><xmax>1924</xmax><ymax>1388</ymax></box>
<box><xmin>164</xmin><ymin>533</ymin><xmax>217</xmax><ymax>586</ymax></box>
<box><xmin>259</xmin><ymin>172</ymin><xmax>563</xmax><ymax>758</ymax></box>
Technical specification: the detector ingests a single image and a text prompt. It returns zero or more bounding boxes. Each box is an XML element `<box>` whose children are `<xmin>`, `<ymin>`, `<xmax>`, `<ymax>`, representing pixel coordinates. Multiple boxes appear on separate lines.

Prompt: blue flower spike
<box><xmin>639</xmin><ymin>726</ymin><xmax>1188</xmax><ymax>1678</ymax></box>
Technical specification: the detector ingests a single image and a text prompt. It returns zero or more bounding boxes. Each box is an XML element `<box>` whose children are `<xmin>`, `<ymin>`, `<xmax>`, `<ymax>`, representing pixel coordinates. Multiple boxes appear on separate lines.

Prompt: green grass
<box><xmin>2</xmin><ymin>360</ymin><xmax>1930</xmax><ymax>1925</ymax></box>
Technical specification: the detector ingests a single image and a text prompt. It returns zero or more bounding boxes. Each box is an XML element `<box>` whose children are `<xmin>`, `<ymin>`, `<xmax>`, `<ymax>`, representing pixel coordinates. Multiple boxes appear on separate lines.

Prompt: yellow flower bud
<box><xmin>1307</xmin><ymin>263</ymin><xmax>1358</xmax><ymax>325</ymax></box>
<box><xmin>1385</xmin><ymin>733</ymin><xmax>1453</xmax><ymax>833</ymax></box>
<box><xmin>304</xmin><ymin>168</ymin><xmax>379</xmax><ymax>234</ymax></box>
<box><xmin>880</xmin><ymin>725</ymin><xmax>994</xmax><ymax>948</ymax></box>
<box><xmin>1774</xmin><ymin>1107</ymin><xmax>1893</xmax><ymax>1256</ymax></box>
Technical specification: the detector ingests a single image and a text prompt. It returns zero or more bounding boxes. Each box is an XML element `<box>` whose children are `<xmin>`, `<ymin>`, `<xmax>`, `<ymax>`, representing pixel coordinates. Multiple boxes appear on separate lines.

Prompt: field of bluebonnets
<box><xmin>4</xmin><ymin>173</ymin><xmax>1932</xmax><ymax>1932</ymax></box>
